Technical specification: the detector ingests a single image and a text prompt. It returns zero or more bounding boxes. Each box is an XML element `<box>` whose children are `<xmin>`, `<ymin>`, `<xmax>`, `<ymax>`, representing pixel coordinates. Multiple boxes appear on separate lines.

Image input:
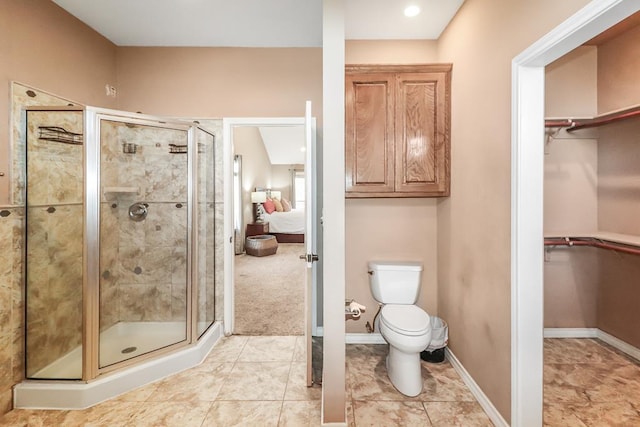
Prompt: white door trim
<box><xmin>511</xmin><ymin>1</ymin><xmax>640</xmax><ymax>425</ymax></box>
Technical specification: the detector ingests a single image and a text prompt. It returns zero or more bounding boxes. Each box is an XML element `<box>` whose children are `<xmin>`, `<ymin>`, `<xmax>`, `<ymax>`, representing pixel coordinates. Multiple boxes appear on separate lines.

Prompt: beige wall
<box><xmin>344</xmin><ymin>40</ymin><xmax>439</xmax><ymax>334</ymax></box>
<box><xmin>436</xmin><ymin>0</ymin><xmax>591</xmax><ymax>421</ymax></box>
<box><xmin>271</xmin><ymin>164</ymin><xmax>300</xmax><ymax>202</ymax></box>
<box><xmin>545</xmin><ymin>46</ymin><xmax>598</xmax><ymax>118</ymax></box>
<box><xmin>599</xmin><ymin>250</ymin><xmax>640</xmax><ymax>348</ymax></box>
<box><xmin>597</xmin><ymin>24</ymin><xmax>640</xmax><ymax>113</ymax></box>
<box><xmin>233</xmin><ymin>127</ymin><xmax>272</xmax><ymax>226</ymax></box>
<box><xmin>596</xmin><ymin>25</ymin><xmax>640</xmax><ymax>348</ymax></box>
<box><xmin>345</xmin><ymin>199</ymin><xmax>438</xmax><ymax>333</ymax></box>
<box><xmin>0</xmin><ymin>0</ymin><xmax>117</xmax><ymax>205</ymax></box>
<box><xmin>115</xmin><ymin>47</ymin><xmax>322</xmax><ymax>118</ymax></box>
<box><xmin>345</xmin><ymin>40</ymin><xmax>438</xmax><ymax>64</ymax></box>
<box><xmin>543</xmin><ymin>46</ymin><xmax>599</xmax><ymax>328</ymax></box>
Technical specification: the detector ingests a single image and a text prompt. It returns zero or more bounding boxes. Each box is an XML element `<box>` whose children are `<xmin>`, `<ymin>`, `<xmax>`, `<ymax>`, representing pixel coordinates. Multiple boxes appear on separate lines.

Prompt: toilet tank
<box><xmin>368</xmin><ymin>261</ymin><xmax>423</xmax><ymax>304</ymax></box>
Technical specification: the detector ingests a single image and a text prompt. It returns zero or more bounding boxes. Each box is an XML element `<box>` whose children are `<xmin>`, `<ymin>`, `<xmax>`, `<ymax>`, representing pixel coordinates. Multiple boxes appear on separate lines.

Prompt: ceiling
<box><xmin>51</xmin><ymin>0</ymin><xmax>465</xmax><ymax>165</ymax></box>
<box><xmin>52</xmin><ymin>0</ymin><xmax>465</xmax><ymax>47</ymax></box>
<box><xmin>258</xmin><ymin>126</ymin><xmax>305</xmax><ymax>165</ymax></box>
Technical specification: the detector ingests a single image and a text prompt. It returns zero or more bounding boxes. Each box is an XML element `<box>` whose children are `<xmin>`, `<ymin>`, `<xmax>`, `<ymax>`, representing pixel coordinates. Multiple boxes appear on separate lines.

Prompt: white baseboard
<box><xmin>544</xmin><ymin>327</ymin><xmax>640</xmax><ymax>362</ymax></box>
<box><xmin>345</xmin><ymin>333</ymin><xmax>386</xmax><ymax>344</ymax></box>
<box><xmin>446</xmin><ymin>348</ymin><xmax>509</xmax><ymax>427</ymax></box>
<box><xmin>315</xmin><ymin>328</ymin><xmax>385</xmax><ymax>345</ymax></box>
<box><xmin>543</xmin><ymin>328</ymin><xmax>598</xmax><ymax>338</ymax></box>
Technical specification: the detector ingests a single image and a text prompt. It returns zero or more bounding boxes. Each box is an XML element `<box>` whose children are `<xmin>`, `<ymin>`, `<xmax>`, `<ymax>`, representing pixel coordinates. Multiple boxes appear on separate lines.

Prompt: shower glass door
<box><xmin>25</xmin><ymin>107</ymin><xmax>85</xmax><ymax>380</ymax></box>
<box><xmin>194</xmin><ymin>127</ymin><xmax>216</xmax><ymax>337</ymax></box>
<box><xmin>96</xmin><ymin>114</ymin><xmax>191</xmax><ymax>370</ymax></box>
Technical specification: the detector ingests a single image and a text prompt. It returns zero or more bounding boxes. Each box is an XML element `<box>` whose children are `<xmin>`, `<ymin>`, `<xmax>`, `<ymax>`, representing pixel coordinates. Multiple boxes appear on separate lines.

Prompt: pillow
<box><xmin>281</xmin><ymin>198</ymin><xmax>292</xmax><ymax>212</ymax></box>
<box><xmin>272</xmin><ymin>198</ymin><xmax>284</xmax><ymax>212</ymax></box>
<box><xmin>263</xmin><ymin>198</ymin><xmax>276</xmax><ymax>214</ymax></box>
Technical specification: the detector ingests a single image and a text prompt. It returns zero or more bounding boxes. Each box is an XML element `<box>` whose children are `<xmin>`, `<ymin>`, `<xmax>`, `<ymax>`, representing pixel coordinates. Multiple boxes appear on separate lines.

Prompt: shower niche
<box><xmin>19</xmin><ymin>106</ymin><xmax>220</xmax><ymax>406</ymax></box>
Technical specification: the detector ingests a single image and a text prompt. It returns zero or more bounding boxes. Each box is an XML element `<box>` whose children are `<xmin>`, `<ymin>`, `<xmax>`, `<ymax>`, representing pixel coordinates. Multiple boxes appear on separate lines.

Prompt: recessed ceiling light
<box><xmin>404</xmin><ymin>5</ymin><xmax>421</xmax><ymax>17</ymax></box>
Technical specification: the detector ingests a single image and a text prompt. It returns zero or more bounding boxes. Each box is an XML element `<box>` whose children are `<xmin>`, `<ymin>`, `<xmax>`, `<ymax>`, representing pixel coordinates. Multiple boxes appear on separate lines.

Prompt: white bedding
<box><xmin>263</xmin><ymin>209</ymin><xmax>305</xmax><ymax>234</ymax></box>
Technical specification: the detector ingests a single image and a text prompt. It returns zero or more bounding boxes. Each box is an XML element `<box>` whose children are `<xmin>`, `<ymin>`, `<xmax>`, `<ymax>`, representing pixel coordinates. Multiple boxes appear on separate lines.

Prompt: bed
<box><xmin>261</xmin><ymin>208</ymin><xmax>305</xmax><ymax>243</ymax></box>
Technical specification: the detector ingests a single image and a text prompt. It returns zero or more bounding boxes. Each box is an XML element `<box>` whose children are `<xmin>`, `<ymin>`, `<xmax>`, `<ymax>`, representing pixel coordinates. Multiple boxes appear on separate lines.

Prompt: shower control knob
<box><xmin>128</xmin><ymin>202</ymin><xmax>148</xmax><ymax>222</ymax></box>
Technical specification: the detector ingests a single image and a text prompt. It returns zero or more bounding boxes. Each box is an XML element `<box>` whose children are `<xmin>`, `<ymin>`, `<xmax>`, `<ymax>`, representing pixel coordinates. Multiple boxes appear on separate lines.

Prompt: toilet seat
<box><xmin>380</xmin><ymin>305</ymin><xmax>430</xmax><ymax>336</ymax></box>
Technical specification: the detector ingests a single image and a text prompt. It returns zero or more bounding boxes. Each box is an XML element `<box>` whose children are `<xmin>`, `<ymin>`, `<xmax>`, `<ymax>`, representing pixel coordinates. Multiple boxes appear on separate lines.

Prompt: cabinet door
<box><xmin>395</xmin><ymin>72</ymin><xmax>450</xmax><ymax>196</ymax></box>
<box><xmin>345</xmin><ymin>73</ymin><xmax>395</xmax><ymax>195</ymax></box>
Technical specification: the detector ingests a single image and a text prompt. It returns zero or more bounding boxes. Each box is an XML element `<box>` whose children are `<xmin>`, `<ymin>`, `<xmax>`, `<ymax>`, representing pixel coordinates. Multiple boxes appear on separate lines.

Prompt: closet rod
<box><xmin>544</xmin><ymin>237</ymin><xmax>640</xmax><ymax>256</ymax></box>
<box><xmin>544</xmin><ymin>104</ymin><xmax>640</xmax><ymax>131</ymax></box>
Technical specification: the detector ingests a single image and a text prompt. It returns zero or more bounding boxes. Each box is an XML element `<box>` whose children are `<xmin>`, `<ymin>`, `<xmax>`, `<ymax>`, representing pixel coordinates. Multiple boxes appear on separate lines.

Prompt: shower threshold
<box><xmin>14</xmin><ymin>321</ymin><xmax>222</xmax><ymax>410</ymax></box>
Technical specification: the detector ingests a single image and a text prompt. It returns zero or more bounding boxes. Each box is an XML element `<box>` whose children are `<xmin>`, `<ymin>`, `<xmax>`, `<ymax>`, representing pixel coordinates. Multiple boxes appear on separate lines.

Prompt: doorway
<box><xmin>222</xmin><ymin>117</ymin><xmax>319</xmax><ymax>337</ymax></box>
<box><xmin>511</xmin><ymin>0</ymin><xmax>640</xmax><ymax>425</ymax></box>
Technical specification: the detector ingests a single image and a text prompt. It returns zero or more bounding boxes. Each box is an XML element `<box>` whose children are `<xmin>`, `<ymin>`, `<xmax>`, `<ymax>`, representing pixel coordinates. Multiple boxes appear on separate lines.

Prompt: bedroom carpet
<box><xmin>234</xmin><ymin>243</ymin><xmax>305</xmax><ymax>336</ymax></box>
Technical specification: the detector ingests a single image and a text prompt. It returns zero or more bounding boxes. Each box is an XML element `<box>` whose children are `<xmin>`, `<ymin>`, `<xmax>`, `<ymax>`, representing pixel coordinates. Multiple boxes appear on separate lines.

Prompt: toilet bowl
<box><xmin>378</xmin><ymin>304</ymin><xmax>432</xmax><ymax>396</ymax></box>
<box><xmin>368</xmin><ymin>261</ymin><xmax>433</xmax><ymax>397</ymax></box>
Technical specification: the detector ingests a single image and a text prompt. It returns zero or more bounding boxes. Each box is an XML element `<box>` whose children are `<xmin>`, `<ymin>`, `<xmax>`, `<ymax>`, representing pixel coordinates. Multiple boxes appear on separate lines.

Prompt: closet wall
<box><xmin>596</xmin><ymin>25</ymin><xmax>640</xmax><ymax>348</ymax></box>
<box><xmin>544</xmin><ymin>25</ymin><xmax>640</xmax><ymax>347</ymax></box>
<box><xmin>544</xmin><ymin>46</ymin><xmax>599</xmax><ymax>328</ymax></box>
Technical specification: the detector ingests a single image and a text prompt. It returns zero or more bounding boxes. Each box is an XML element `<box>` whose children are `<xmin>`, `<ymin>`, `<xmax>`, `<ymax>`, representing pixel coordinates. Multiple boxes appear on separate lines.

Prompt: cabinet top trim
<box><xmin>346</xmin><ymin>64</ymin><xmax>452</xmax><ymax>74</ymax></box>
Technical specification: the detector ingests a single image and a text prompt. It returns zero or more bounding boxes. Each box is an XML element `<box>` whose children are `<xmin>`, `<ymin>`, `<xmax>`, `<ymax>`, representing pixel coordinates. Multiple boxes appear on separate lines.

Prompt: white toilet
<box><xmin>368</xmin><ymin>261</ymin><xmax>432</xmax><ymax>397</ymax></box>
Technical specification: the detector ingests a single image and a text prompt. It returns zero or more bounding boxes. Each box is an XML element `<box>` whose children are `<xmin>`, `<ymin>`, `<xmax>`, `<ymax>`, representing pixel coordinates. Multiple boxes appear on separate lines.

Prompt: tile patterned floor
<box><xmin>0</xmin><ymin>336</ymin><xmax>492</xmax><ymax>426</ymax></box>
<box><xmin>544</xmin><ymin>338</ymin><xmax>640</xmax><ymax>426</ymax></box>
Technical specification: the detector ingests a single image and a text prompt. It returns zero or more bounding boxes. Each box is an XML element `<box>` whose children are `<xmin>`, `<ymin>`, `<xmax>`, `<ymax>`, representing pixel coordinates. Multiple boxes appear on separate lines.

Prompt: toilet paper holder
<box><xmin>345</xmin><ymin>299</ymin><xmax>366</xmax><ymax>319</ymax></box>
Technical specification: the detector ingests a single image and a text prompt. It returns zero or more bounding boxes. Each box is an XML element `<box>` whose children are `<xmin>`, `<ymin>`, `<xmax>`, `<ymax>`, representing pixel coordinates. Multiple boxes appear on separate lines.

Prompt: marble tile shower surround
<box><xmin>0</xmin><ymin>207</ymin><xmax>24</xmax><ymax>415</ymax></box>
<box><xmin>99</xmin><ymin>120</ymin><xmax>191</xmax><ymax>329</ymax></box>
<box><xmin>12</xmin><ymin>83</ymin><xmax>82</xmax><ymax>206</ymax></box>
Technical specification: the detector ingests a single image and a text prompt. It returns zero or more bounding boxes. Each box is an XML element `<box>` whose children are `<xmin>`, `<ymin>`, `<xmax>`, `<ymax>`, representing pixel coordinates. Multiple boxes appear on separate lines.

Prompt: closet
<box><xmin>543</xmin><ymin>25</ymin><xmax>640</xmax><ymax>346</ymax></box>
<box><xmin>542</xmin><ymin>17</ymin><xmax>640</xmax><ymax>425</ymax></box>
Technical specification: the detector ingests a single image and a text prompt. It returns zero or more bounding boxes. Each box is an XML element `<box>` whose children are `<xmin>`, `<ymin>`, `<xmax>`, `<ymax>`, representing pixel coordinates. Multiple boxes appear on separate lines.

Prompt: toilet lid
<box><xmin>380</xmin><ymin>305</ymin><xmax>430</xmax><ymax>336</ymax></box>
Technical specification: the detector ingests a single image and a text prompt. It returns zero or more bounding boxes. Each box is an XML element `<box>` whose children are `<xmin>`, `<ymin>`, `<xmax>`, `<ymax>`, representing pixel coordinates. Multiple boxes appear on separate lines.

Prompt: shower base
<box><xmin>33</xmin><ymin>321</ymin><xmax>199</xmax><ymax>379</ymax></box>
<box><xmin>14</xmin><ymin>321</ymin><xmax>222</xmax><ymax>410</ymax></box>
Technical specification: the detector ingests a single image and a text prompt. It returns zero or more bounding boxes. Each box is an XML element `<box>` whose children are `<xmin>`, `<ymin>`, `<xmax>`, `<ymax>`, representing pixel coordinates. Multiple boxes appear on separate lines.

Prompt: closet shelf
<box><xmin>544</xmin><ymin>232</ymin><xmax>640</xmax><ymax>256</ymax></box>
<box><xmin>545</xmin><ymin>104</ymin><xmax>640</xmax><ymax>132</ymax></box>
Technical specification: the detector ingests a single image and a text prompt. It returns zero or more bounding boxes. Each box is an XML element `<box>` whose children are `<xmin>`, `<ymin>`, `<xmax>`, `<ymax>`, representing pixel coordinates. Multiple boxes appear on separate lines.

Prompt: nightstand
<box><xmin>246</xmin><ymin>222</ymin><xmax>269</xmax><ymax>237</ymax></box>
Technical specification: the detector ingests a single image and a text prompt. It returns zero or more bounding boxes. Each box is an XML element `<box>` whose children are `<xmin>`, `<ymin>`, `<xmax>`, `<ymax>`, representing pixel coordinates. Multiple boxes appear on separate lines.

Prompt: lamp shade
<box><xmin>251</xmin><ymin>191</ymin><xmax>267</xmax><ymax>203</ymax></box>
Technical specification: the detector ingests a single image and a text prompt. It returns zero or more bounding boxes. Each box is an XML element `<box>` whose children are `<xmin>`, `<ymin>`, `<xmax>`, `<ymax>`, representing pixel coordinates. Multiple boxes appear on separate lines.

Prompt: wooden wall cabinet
<box><xmin>345</xmin><ymin>64</ymin><xmax>451</xmax><ymax>198</ymax></box>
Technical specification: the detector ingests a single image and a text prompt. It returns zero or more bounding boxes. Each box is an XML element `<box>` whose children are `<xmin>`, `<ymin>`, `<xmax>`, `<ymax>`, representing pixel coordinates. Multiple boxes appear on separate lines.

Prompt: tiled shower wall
<box><xmin>99</xmin><ymin>120</ymin><xmax>191</xmax><ymax>328</ymax></box>
<box><xmin>0</xmin><ymin>206</ymin><xmax>24</xmax><ymax>415</ymax></box>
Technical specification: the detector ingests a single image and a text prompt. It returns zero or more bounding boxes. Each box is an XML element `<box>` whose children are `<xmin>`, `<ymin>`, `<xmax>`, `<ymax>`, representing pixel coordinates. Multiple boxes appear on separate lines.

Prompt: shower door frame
<box><xmin>83</xmin><ymin>107</ymin><xmax>201</xmax><ymax>380</ymax></box>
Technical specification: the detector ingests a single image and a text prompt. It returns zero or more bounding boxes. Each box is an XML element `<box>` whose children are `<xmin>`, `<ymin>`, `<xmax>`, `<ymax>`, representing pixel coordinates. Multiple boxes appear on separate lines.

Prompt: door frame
<box><xmin>222</xmin><ymin>117</ymin><xmax>318</xmax><ymax>335</ymax></box>
<box><xmin>511</xmin><ymin>0</ymin><xmax>640</xmax><ymax>424</ymax></box>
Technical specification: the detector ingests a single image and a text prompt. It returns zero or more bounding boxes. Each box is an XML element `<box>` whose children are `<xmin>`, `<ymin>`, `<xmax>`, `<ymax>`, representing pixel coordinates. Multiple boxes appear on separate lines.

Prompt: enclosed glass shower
<box><xmin>24</xmin><ymin>106</ymin><xmax>217</xmax><ymax>381</ymax></box>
